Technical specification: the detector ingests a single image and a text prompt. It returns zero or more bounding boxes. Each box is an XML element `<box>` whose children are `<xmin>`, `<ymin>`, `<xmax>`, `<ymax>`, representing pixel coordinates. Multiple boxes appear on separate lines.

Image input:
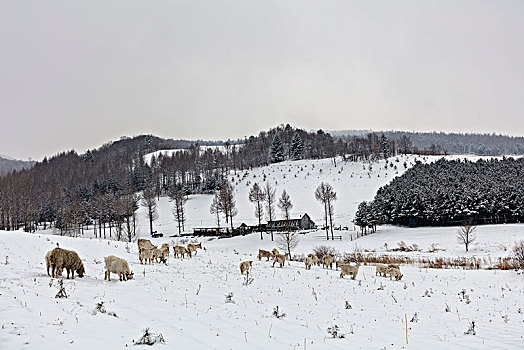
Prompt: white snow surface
<box><xmin>1</xmin><ymin>154</ymin><xmax>524</xmax><ymax>349</ymax></box>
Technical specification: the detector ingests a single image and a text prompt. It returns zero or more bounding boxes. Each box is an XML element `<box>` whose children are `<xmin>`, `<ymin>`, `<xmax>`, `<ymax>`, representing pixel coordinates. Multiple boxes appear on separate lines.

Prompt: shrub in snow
<box><xmin>464</xmin><ymin>321</ymin><xmax>476</xmax><ymax>335</ymax></box>
<box><xmin>55</xmin><ymin>279</ymin><xmax>68</xmax><ymax>299</ymax></box>
<box><xmin>225</xmin><ymin>292</ymin><xmax>234</xmax><ymax>303</ymax></box>
<box><xmin>313</xmin><ymin>246</ymin><xmax>338</xmax><ymax>260</ymax></box>
<box><xmin>513</xmin><ymin>241</ymin><xmax>524</xmax><ymax>270</ymax></box>
<box><xmin>273</xmin><ymin>306</ymin><xmax>286</xmax><ymax>319</ymax></box>
<box><xmin>133</xmin><ymin>328</ymin><xmax>165</xmax><ymax>346</ymax></box>
<box><xmin>326</xmin><ymin>325</ymin><xmax>345</xmax><ymax>338</ymax></box>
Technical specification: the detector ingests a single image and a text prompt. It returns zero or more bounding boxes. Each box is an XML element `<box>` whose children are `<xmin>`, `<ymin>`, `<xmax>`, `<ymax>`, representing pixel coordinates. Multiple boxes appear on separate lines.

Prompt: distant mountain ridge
<box><xmin>333</xmin><ymin>130</ymin><xmax>524</xmax><ymax>155</ymax></box>
<box><xmin>0</xmin><ymin>156</ymin><xmax>35</xmax><ymax>175</ymax></box>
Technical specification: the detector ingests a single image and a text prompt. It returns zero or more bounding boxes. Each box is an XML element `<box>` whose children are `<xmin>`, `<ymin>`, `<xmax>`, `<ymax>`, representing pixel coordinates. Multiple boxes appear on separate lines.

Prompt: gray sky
<box><xmin>1</xmin><ymin>0</ymin><xmax>523</xmax><ymax>161</ymax></box>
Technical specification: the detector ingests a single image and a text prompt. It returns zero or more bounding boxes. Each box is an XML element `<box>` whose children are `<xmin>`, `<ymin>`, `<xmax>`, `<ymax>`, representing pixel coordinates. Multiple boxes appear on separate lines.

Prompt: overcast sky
<box><xmin>1</xmin><ymin>0</ymin><xmax>523</xmax><ymax>160</ymax></box>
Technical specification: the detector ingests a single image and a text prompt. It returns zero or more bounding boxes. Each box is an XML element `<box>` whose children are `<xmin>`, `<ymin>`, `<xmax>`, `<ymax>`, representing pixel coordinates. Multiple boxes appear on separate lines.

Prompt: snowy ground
<box><xmin>1</xmin><ymin>154</ymin><xmax>523</xmax><ymax>349</ymax></box>
<box><xmin>1</xmin><ymin>226</ymin><xmax>523</xmax><ymax>349</ymax></box>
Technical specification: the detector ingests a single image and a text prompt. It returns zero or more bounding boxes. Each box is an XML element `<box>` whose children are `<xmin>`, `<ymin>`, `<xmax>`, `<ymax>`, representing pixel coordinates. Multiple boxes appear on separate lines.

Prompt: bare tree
<box><xmin>210</xmin><ymin>192</ymin><xmax>221</xmax><ymax>231</ymax></box>
<box><xmin>169</xmin><ymin>188</ymin><xmax>186</xmax><ymax>234</ymax></box>
<box><xmin>276</xmin><ymin>230</ymin><xmax>299</xmax><ymax>261</ymax></box>
<box><xmin>264</xmin><ymin>183</ymin><xmax>276</xmax><ymax>241</ymax></box>
<box><xmin>277</xmin><ymin>190</ymin><xmax>298</xmax><ymax>258</ymax></box>
<box><xmin>457</xmin><ymin>221</ymin><xmax>476</xmax><ymax>252</ymax></box>
<box><xmin>249</xmin><ymin>183</ymin><xmax>266</xmax><ymax>240</ymax></box>
<box><xmin>219</xmin><ymin>181</ymin><xmax>238</xmax><ymax>232</ymax></box>
<box><xmin>141</xmin><ymin>184</ymin><xmax>158</xmax><ymax>236</ymax></box>
<box><xmin>315</xmin><ymin>182</ymin><xmax>337</xmax><ymax>240</ymax></box>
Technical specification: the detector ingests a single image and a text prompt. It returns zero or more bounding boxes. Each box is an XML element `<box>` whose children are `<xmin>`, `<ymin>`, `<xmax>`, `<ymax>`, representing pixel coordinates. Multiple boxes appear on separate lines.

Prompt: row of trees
<box><xmin>355</xmin><ymin>157</ymin><xmax>524</xmax><ymax>229</ymax></box>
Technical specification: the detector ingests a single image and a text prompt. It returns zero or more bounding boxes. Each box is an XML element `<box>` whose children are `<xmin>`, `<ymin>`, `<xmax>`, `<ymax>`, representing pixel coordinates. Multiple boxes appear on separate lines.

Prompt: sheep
<box><xmin>104</xmin><ymin>255</ymin><xmax>134</xmax><ymax>281</ymax></box>
<box><xmin>45</xmin><ymin>250</ymin><xmax>63</xmax><ymax>277</ymax></box>
<box><xmin>137</xmin><ymin>238</ymin><xmax>156</xmax><ymax>253</ymax></box>
<box><xmin>335</xmin><ymin>260</ymin><xmax>350</xmax><ymax>271</ymax></box>
<box><xmin>239</xmin><ymin>261</ymin><xmax>253</xmax><ymax>275</ymax></box>
<box><xmin>187</xmin><ymin>243</ymin><xmax>202</xmax><ymax>256</ymax></box>
<box><xmin>46</xmin><ymin>247</ymin><xmax>85</xmax><ymax>279</ymax></box>
<box><xmin>139</xmin><ymin>247</ymin><xmax>154</xmax><ymax>264</ymax></box>
<box><xmin>304</xmin><ymin>256</ymin><xmax>314</xmax><ymax>270</ymax></box>
<box><xmin>257</xmin><ymin>249</ymin><xmax>273</xmax><ymax>261</ymax></box>
<box><xmin>388</xmin><ymin>264</ymin><xmax>400</xmax><ymax>270</ymax></box>
<box><xmin>388</xmin><ymin>267</ymin><xmax>403</xmax><ymax>280</ymax></box>
<box><xmin>272</xmin><ymin>253</ymin><xmax>287</xmax><ymax>268</ymax></box>
<box><xmin>307</xmin><ymin>254</ymin><xmax>320</xmax><ymax>266</ymax></box>
<box><xmin>340</xmin><ymin>263</ymin><xmax>360</xmax><ymax>279</ymax></box>
<box><xmin>376</xmin><ymin>264</ymin><xmax>389</xmax><ymax>277</ymax></box>
<box><xmin>271</xmin><ymin>248</ymin><xmax>280</xmax><ymax>256</ymax></box>
<box><xmin>322</xmin><ymin>254</ymin><xmax>334</xmax><ymax>269</ymax></box>
<box><xmin>174</xmin><ymin>245</ymin><xmax>191</xmax><ymax>258</ymax></box>
<box><xmin>152</xmin><ymin>247</ymin><xmax>168</xmax><ymax>264</ymax></box>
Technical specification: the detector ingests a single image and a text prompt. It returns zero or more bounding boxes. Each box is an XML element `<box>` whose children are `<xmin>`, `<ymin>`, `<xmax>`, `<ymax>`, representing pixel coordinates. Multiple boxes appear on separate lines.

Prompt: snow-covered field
<box><xmin>1</xmin><ymin>228</ymin><xmax>523</xmax><ymax>349</ymax></box>
<box><xmin>1</xmin><ymin>154</ymin><xmax>524</xmax><ymax>349</ymax></box>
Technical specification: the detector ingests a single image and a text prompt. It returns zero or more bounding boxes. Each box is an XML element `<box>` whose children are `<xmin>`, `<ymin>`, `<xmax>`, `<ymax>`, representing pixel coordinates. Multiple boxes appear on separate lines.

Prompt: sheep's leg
<box><xmin>71</xmin><ymin>270</ymin><xmax>75</xmax><ymax>279</ymax></box>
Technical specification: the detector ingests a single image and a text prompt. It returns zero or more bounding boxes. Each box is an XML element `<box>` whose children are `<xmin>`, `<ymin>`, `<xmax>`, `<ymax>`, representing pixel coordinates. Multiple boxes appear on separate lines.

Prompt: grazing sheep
<box><xmin>340</xmin><ymin>263</ymin><xmax>360</xmax><ymax>279</ymax></box>
<box><xmin>304</xmin><ymin>256</ymin><xmax>314</xmax><ymax>270</ymax></box>
<box><xmin>104</xmin><ymin>255</ymin><xmax>134</xmax><ymax>281</ymax></box>
<box><xmin>376</xmin><ymin>264</ymin><xmax>389</xmax><ymax>277</ymax></box>
<box><xmin>257</xmin><ymin>249</ymin><xmax>273</xmax><ymax>261</ymax></box>
<box><xmin>272</xmin><ymin>248</ymin><xmax>279</xmax><ymax>256</ymax></box>
<box><xmin>139</xmin><ymin>247</ymin><xmax>154</xmax><ymax>264</ymax></box>
<box><xmin>322</xmin><ymin>255</ymin><xmax>334</xmax><ymax>269</ymax></box>
<box><xmin>239</xmin><ymin>261</ymin><xmax>253</xmax><ymax>275</ymax></box>
<box><xmin>272</xmin><ymin>253</ymin><xmax>287</xmax><ymax>268</ymax></box>
<box><xmin>174</xmin><ymin>245</ymin><xmax>191</xmax><ymax>258</ymax></box>
<box><xmin>46</xmin><ymin>247</ymin><xmax>85</xmax><ymax>279</ymax></box>
<box><xmin>187</xmin><ymin>243</ymin><xmax>202</xmax><ymax>256</ymax></box>
<box><xmin>388</xmin><ymin>267</ymin><xmax>403</xmax><ymax>280</ymax></box>
<box><xmin>137</xmin><ymin>238</ymin><xmax>156</xmax><ymax>253</ymax></box>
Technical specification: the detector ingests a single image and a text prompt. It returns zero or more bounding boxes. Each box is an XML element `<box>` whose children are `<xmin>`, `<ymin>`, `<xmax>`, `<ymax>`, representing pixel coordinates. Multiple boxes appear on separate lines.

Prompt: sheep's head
<box><xmin>77</xmin><ymin>265</ymin><xmax>85</xmax><ymax>278</ymax></box>
<box><xmin>126</xmin><ymin>271</ymin><xmax>134</xmax><ymax>280</ymax></box>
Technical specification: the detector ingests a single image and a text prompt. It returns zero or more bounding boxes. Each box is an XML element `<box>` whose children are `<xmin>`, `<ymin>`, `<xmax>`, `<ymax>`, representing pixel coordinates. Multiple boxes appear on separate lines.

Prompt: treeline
<box><xmin>355</xmin><ymin>157</ymin><xmax>524</xmax><ymax>229</ymax></box>
<box><xmin>334</xmin><ymin>130</ymin><xmax>524</xmax><ymax>156</ymax></box>
<box><xmin>0</xmin><ymin>157</ymin><xmax>35</xmax><ymax>176</ymax></box>
<box><xmin>0</xmin><ymin>124</ymin><xmax>439</xmax><ymax>236</ymax></box>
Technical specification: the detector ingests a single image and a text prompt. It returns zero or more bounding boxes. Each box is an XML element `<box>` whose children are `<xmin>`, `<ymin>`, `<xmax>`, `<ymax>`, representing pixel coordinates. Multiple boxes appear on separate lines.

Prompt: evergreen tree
<box><xmin>290</xmin><ymin>132</ymin><xmax>304</xmax><ymax>160</ymax></box>
<box><xmin>380</xmin><ymin>134</ymin><xmax>389</xmax><ymax>159</ymax></box>
<box><xmin>83</xmin><ymin>150</ymin><xmax>94</xmax><ymax>163</ymax></box>
<box><xmin>270</xmin><ymin>133</ymin><xmax>285</xmax><ymax>163</ymax></box>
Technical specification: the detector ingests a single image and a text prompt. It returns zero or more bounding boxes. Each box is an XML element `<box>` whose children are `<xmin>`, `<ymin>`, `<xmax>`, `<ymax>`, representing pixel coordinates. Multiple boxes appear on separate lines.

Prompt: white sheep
<box><xmin>340</xmin><ymin>264</ymin><xmax>360</xmax><ymax>279</ymax></box>
<box><xmin>104</xmin><ymin>255</ymin><xmax>134</xmax><ymax>281</ymax></box>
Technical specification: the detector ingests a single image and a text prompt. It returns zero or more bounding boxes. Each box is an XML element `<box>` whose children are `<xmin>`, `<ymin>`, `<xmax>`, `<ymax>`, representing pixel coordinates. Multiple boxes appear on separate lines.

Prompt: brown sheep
<box><xmin>187</xmin><ymin>243</ymin><xmax>202</xmax><ymax>256</ymax></box>
<box><xmin>174</xmin><ymin>245</ymin><xmax>191</xmax><ymax>258</ymax></box>
<box><xmin>340</xmin><ymin>264</ymin><xmax>360</xmax><ymax>279</ymax></box>
<box><xmin>137</xmin><ymin>238</ymin><xmax>156</xmax><ymax>253</ymax></box>
<box><xmin>322</xmin><ymin>254</ymin><xmax>334</xmax><ymax>269</ymax></box>
<box><xmin>257</xmin><ymin>249</ymin><xmax>273</xmax><ymax>261</ymax></box>
<box><xmin>104</xmin><ymin>255</ymin><xmax>134</xmax><ymax>281</ymax></box>
<box><xmin>152</xmin><ymin>247</ymin><xmax>168</xmax><ymax>264</ymax></box>
<box><xmin>45</xmin><ymin>250</ymin><xmax>63</xmax><ymax>277</ymax></box>
<box><xmin>46</xmin><ymin>247</ymin><xmax>85</xmax><ymax>279</ymax></box>
<box><xmin>271</xmin><ymin>248</ymin><xmax>280</xmax><ymax>256</ymax></box>
<box><xmin>239</xmin><ymin>261</ymin><xmax>253</xmax><ymax>275</ymax></box>
<box><xmin>272</xmin><ymin>253</ymin><xmax>287</xmax><ymax>268</ymax></box>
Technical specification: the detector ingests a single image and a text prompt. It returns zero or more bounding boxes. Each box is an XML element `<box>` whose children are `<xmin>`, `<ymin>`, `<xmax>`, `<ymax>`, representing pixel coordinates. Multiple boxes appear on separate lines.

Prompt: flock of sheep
<box><xmin>43</xmin><ymin>238</ymin><xmax>402</xmax><ymax>285</ymax></box>
<box><xmin>240</xmin><ymin>248</ymin><xmax>403</xmax><ymax>281</ymax></box>
<box><xmin>44</xmin><ymin>238</ymin><xmax>203</xmax><ymax>282</ymax></box>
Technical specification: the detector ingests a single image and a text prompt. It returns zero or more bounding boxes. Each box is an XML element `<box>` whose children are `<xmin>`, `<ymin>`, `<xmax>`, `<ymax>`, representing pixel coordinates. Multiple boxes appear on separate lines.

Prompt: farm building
<box><xmin>266</xmin><ymin>213</ymin><xmax>316</xmax><ymax>231</ymax></box>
